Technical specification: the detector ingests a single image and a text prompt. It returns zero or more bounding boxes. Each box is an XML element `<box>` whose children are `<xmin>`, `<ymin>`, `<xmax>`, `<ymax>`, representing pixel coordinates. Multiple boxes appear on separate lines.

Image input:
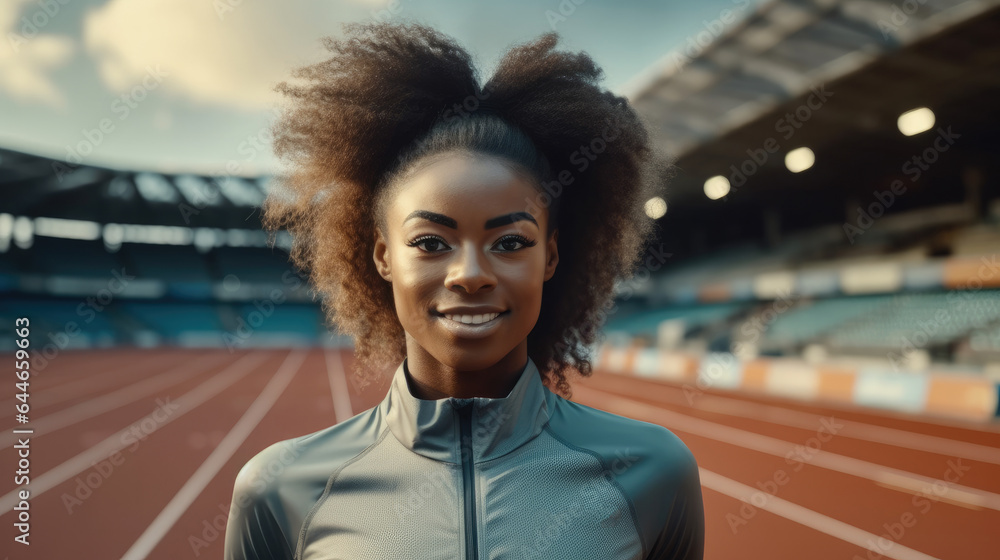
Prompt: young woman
<box><xmin>224</xmin><ymin>21</ymin><xmax>704</xmax><ymax>560</ymax></box>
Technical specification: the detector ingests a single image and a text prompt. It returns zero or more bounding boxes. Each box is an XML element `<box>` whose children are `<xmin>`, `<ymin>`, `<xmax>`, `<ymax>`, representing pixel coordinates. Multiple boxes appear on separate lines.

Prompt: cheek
<box><xmin>390</xmin><ymin>258</ymin><xmax>440</xmax><ymax>325</ymax></box>
<box><xmin>501</xmin><ymin>259</ymin><xmax>546</xmax><ymax>310</ymax></box>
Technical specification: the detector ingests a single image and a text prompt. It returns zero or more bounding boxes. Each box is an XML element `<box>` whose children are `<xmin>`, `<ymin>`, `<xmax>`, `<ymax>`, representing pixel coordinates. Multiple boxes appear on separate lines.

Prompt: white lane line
<box><xmin>27</xmin><ymin>351</ymin><xmax>191</xmax><ymax>409</ymax></box>
<box><xmin>574</xmin><ymin>385</ymin><xmax>1000</xmax><ymax>512</ymax></box>
<box><xmin>587</xmin><ymin>375</ymin><xmax>1000</xmax><ymax>465</ymax></box>
<box><xmin>32</xmin><ymin>356</ymin><xmax>181</xmax><ymax>409</ymax></box>
<box><xmin>325</xmin><ymin>348</ymin><xmax>354</xmax><ymax>424</ymax></box>
<box><xmin>0</xmin><ymin>351</ymin><xmax>142</xmax><ymax>410</ymax></box>
<box><xmin>695</xmin><ymin>394</ymin><xmax>1000</xmax><ymax>466</ymax></box>
<box><xmin>0</xmin><ymin>353</ymin><xmax>232</xmax><ymax>447</ymax></box>
<box><xmin>601</xmin><ymin>368</ymin><xmax>1000</xmax><ymax>435</ymax></box>
<box><xmin>0</xmin><ymin>351</ymin><xmax>269</xmax><ymax>515</ymax></box>
<box><xmin>119</xmin><ymin>348</ymin><xmax>308</xmax><ymax>560</ymax></box>
<box><xmin>698</xmin><ymin>467</ymin><xmax>939</xmax><ymax>560</ymax></box>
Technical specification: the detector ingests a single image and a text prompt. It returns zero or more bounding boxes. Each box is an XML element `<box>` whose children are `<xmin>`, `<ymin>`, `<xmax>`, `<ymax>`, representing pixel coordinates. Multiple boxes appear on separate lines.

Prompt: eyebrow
<box><xmin>402</xmin><ymin>210</ymin><xmax>537</xmax><ymax>230</ymax></box>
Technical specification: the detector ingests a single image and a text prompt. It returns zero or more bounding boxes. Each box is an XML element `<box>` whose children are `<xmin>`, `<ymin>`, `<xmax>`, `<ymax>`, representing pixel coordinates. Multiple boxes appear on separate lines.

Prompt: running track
<box><xmin>1</xmin><ymin>347</ymin><xmax>998</xmax><ymax>559</ymax></box>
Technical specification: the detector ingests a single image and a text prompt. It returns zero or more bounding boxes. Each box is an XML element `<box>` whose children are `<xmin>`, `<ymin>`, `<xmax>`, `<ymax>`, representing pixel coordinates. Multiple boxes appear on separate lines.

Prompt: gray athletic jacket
<box><xmin>223</xmin><ymin>356</ymin><xmax>704</xmax><ymax>559</ymax></box>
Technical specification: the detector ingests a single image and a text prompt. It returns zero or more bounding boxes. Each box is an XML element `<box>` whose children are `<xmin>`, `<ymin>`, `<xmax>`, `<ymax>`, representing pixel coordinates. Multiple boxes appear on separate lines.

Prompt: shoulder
<box><xmin>544</xmin><ymin>395</ymin><xmax>702</xmax><ymax>555</ymax></box>
<box><xmin>545</xmin><ymin>395</ymin><xmax>696</xmax><ymax>474</ymax></box>
<box><xmin>231</xmin><ymin>436</ymin><xmax>308</xmax><ymax>505</ymax></box>
<box><xmin>225</xmin><ymin>407</ymin><xmax>385</xmax><ymax>559</ymax></box>
<box><xmin>234</xmin><ymin>405</ymin><xmax>384</xmax><ymax>501</ymax></box>
<box><xmin>225</xmin><ymin>436</ymin><xmax>310</xmax><ymax>560</ymax></box>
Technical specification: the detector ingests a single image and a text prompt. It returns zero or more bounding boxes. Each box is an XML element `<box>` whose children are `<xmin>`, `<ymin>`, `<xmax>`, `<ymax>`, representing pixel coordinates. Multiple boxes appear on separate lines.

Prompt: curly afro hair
<box><xmin>262</xmin><ymin>21</ymin><xmax>666</xmax><ymax>399</ymax></box>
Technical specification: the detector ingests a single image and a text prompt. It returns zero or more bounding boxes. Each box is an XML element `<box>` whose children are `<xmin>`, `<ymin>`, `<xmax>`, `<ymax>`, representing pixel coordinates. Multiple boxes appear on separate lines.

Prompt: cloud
<box><xmin>0</xmin><ymin>0</ymin><xmax>76</xmax><ymax>109</ymax></box>
<box><xmin>83</xmin><ymin>0</ymin><xmax>343</xmax><ymax>111</ymax></box>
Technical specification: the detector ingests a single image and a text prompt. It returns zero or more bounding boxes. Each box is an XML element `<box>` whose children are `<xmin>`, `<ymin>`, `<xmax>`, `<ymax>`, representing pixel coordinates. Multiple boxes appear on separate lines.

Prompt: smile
<box><xmin>443</xmin><ymin>312</ymin><xmax>501</xmax><ymax>325</ymax></box>
<box><xmin>433</xmin><ymin>310</ymin><xmax>510</xmax><ymax>339</ymax></box>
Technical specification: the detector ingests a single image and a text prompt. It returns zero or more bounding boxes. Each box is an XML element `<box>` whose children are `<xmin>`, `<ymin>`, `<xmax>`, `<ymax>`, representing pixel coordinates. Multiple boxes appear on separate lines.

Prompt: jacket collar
<box><xmin>381</xmin><ymin>356</ymin><xmax>552</xmax><ymax>464</ymax></box>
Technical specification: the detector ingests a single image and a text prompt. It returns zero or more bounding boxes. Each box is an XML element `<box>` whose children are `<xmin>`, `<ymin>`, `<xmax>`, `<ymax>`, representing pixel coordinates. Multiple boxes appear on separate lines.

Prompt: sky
<box><xmin>0</xmin><ymin>0</ymin><xmax>763</xmax><ymax>176</ymax></box>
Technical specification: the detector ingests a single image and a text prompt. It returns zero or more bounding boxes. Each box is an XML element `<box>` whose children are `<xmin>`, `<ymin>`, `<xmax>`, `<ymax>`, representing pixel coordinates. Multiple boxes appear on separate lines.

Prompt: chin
<box><xmin>434</xmin><ymin>347</ymin><xmax>509</xmax><ymax>372</ymax></box>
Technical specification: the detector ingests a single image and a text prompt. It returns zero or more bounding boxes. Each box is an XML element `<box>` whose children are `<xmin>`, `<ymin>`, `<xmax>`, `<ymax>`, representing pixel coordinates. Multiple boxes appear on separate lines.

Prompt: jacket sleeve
<box><xmin>223</xmin><ymin>451</ymin><xmax>296</xmax><ymax>560</ymax></box>
<box><xmin>645</xmin><ymin>435</ymin><xmax>705</xmax><ymax>560</ymax></box>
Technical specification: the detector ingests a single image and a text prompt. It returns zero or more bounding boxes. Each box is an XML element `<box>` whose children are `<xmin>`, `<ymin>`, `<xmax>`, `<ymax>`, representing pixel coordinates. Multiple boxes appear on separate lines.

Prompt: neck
<box><xmin>403</xmin><ymin>335</ymin><xmax>529</xmax><ymax>399</ymax></box>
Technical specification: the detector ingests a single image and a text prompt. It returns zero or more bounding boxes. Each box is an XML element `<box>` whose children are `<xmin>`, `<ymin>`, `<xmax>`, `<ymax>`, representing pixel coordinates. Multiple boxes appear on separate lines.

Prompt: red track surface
<box><xmin>2</xmin><ymin>347</ymin><xmax>998</xmax><ymax>559</ymax></box>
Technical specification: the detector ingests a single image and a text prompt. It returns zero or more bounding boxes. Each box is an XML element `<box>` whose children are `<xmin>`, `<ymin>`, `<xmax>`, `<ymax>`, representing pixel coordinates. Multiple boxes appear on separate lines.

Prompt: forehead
<box><xmin>388</xmin><ymin>152</ymin><xmax>541</xmax><ymax>222</ymax></box>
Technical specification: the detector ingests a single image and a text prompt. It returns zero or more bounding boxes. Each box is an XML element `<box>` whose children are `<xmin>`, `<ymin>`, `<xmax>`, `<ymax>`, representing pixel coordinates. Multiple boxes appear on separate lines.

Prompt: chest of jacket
<box><xmin>296</xmin><ymin>427</ymin><xmax>644</xmax><ymax>560</ymax></box>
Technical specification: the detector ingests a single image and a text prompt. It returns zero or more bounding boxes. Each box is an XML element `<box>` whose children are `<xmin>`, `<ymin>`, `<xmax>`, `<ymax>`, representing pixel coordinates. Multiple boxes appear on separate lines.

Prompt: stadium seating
<box><xmin>826</xmin><ymin>290</ymin><xmax>1000</xmax><ymax>350</ymax></box>
<box><xmin>213</xmin><ymin>246</ymin><xmax>295</xmax><ymax>283</ymax></box>
<box><xmin>756</xmin><ymin>294</ymin><xmax>896</xmax><ymax>351</ymax></box>
<box><xmin>19</xmin><ymin>237</ymin><xmax>122</xmax><ymax>278</ymax></box>
<box><xmin>122</xmin><ymin>243</ymin><xmax>213</xmax><ymax>282</ymax></box>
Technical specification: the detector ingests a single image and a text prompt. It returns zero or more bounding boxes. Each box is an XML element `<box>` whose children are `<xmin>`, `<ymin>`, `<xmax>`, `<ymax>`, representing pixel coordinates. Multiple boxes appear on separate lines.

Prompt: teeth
<box><xmin>444</xmin><ymin>312</ymin><xmax>500</xmax><ymax>325</ymax></box>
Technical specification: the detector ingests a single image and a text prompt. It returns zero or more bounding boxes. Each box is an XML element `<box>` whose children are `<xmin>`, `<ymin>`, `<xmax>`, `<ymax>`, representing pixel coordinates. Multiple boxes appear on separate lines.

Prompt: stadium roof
<box><xmin>627</xmin><ymin>0</ymin><xmax>999</xmax><ymax>158</ymax></box>
<box><xmin>0</xmin><ymin>147</ymin><xmax>272</xmax><ymax>228</ymax></box>
<box><xmin>627</xmin><ymin>0</ymin><xmax>1000</xmax><ymax>257</ymax></box>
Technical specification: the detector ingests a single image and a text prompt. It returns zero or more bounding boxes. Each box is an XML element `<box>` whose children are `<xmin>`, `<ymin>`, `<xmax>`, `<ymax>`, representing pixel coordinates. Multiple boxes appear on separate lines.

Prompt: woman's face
<box><xmin>373</xmin><ymin>151</ymin><xmax>559</xmax><ymax>372</ymax></box>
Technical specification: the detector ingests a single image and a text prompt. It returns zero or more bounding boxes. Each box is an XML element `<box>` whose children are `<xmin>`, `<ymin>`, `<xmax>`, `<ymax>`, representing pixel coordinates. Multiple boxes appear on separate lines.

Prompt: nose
<box><xmin>445</xmin><ymin>242</ymin><xmax>496</xmax><ymax>294</ymax></box>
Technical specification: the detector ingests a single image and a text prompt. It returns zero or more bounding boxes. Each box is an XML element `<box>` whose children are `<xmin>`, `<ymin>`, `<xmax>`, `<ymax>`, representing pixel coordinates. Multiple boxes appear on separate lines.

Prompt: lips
<box><xmin>431</xmin><ymin>309</ymin><xmax>510</xmax><ymax>339</ymax></box>
<box><xmin>442</xmin><ymin>312</ymin><xmax>501</xmax><ymax>325</ymax></box>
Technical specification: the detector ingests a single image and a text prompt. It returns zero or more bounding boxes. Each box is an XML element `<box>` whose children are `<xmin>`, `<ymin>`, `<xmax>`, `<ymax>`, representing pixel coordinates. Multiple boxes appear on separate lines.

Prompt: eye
<box><xmin>406</xmin><ymin>235</ymin><xmax>451</xmax><ymax>253</ymax></box>
<box><xmin>493</xmin><ymin>234</ymin><xmax>537</xmax><ymax>252</ymax></box>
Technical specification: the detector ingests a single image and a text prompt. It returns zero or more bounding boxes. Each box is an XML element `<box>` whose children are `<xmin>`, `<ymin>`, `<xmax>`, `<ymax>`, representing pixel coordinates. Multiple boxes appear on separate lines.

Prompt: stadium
<box><xmin>1</xmin><ymin>0</ymin><xmax>999</xmax><ymax>559</ymax></box>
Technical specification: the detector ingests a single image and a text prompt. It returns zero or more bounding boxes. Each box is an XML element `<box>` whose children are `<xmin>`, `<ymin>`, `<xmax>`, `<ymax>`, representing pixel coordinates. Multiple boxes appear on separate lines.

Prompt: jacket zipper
<box><xmin>458</xmin><ymin>403</ymin><xmax>478</xmax><ymax>560</ymax></box>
